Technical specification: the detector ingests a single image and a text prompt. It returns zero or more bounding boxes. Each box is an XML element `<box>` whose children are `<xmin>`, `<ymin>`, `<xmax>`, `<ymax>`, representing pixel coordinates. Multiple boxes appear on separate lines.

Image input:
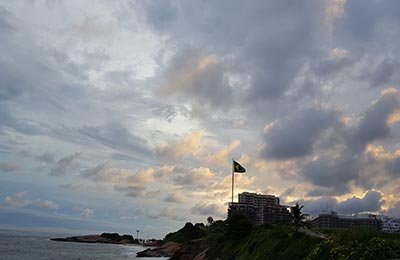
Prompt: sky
<box><xmin>1</xmin><ymin>0</ymin><xmax>400</xmax><ymax>238</ymax></box>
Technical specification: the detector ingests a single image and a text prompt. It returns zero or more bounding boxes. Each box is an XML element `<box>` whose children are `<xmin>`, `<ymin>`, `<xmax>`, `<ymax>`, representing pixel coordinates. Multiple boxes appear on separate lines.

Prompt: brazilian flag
<box><xmin>233</xmin><ymin>160</ymin><xmax>246</xmax><ymax>173</ymax></box>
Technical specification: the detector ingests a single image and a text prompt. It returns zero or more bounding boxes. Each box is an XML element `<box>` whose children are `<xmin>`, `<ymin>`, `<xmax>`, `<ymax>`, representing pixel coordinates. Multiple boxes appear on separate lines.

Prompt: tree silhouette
<box><xmin>290</xmin><ymin>203</ymin><xmax>308</xmax><ymax>231</ymax></box>
<box><xmin>207</xmin><ymin>216</ymin><xmax>214</xmax><ymax>226</ymax></box>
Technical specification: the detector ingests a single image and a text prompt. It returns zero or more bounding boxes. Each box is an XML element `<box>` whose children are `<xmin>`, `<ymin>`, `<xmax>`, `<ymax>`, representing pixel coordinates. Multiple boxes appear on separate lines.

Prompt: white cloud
<box><xmin>155</xmin><ymin>130</ymin><xmax>205</xmax><ymax>159</ymax></box>
<box><xmin>3</xmin><ymin>192</ymin><xmax>59</xmax><ymax>210</ymax></box>
<box><xmin>80</xmin><ymin>208</ymin><xmax>93</xmax><ymax>218</ymax></box>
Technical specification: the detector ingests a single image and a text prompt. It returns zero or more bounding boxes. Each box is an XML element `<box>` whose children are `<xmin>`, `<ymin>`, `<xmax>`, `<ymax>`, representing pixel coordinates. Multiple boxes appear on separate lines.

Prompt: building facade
<box><xmin>310</xmin><ymin>211</ymin><xmax>382</xmax><ymax>231</ymax></box>
<box><xmin>227</xmin><ymin>202</ymin><xmax>258</xmax><ymax>224</ymax></box>
<box><xmin>228</xmin><ymin>192</ymin><xmax>290</xmax><ymax>225</ymax></box>
<box><xmin>381</xmin><ymin>217</ymin><xmax>400</xmax><ymax>232</ymax></box>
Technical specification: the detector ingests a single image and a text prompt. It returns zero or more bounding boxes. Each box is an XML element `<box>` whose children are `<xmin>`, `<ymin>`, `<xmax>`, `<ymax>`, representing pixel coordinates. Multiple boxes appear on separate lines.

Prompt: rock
<box><xmin>51</xmin><ymin>233</ymin><xmax>140</xmax><ymax>245</ymax></box>
<box><xmin>100</xmin><ymin>233</ymin><xmax>121</xmax><ymax>241</ymax></box>
<box><xmin>170</xmin><ymin>238</ymin><xmax>210</xmax><ymax>260</ymax></box>
<box><xmin>122</xmin><ymin>234</ymin><xmax>134</xmax><ymax>241</ymax></box>
<box><xmin>136</xmin><ymin>241</ymin><xmax>181</xmax><ymax>257</ymax></box>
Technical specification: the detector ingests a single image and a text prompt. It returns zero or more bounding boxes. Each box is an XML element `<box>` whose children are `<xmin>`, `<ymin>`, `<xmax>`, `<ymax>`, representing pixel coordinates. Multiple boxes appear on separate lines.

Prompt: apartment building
<box><xmin>228</xmin><ymin>192</ymin><xmax>290</xmax><ymax>225</ymax></box>
<box><xmin>310</xmin><ymin>211</ymin><xmax>382</xmax><ymax>231</ymax></box>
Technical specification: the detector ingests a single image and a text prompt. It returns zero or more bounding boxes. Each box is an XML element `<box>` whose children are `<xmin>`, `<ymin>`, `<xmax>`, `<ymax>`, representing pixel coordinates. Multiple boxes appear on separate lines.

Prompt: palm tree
<box><xmin>290</xmin><ymin>203</ymin><xmax>309</xmax><ymax>231</ymax></box>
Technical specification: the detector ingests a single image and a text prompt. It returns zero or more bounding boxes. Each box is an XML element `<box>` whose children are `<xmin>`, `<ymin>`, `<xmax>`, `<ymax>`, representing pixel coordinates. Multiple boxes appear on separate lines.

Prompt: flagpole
<box><xmin>231</xmin><ymin>158</ymin><xmax>234</xmax><ymax>203</ymax></box>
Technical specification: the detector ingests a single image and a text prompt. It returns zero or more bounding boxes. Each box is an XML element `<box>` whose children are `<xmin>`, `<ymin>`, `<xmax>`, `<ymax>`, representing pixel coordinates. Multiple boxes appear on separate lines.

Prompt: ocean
<box><xmin>0</xmin><ymin>230</ymin><xmax>168</xmax><ymax>260</ymax></box>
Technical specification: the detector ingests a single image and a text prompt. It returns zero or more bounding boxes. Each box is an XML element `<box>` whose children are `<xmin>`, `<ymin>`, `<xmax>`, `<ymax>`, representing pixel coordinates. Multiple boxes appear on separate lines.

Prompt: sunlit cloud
<box><xmin>3</xmin><ymin>192</ymin><xmax>59</xmax><ymax>210</ymax></box>
<box><xmin>155</xmin><ymin>130</ymin><xmax>205</xmax><ymax>159</ymax></box>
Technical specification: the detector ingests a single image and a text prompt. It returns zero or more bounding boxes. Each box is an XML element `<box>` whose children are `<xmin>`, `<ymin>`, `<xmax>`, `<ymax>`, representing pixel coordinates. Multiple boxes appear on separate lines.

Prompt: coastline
<box><xmin>50</xmin><ymin>232</ymin><xmax>159</xmax><ymax>246</ymax></box>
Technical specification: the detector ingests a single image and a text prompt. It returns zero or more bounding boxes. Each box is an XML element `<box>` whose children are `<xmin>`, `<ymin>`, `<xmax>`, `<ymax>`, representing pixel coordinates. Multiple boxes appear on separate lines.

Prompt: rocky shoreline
<box><xmin>51</xmin><ymin>232</ymin><xmax>144</xmax><ymax>245</ymax></box>
<box><xmin>136</xmin><ymin>241</ymin><xmax>181</xmax><ymax>257</ymax></box>
<box><xmin>136</xmin><ymin>239</ymin><xmax>209</xmax><ymax>259</ymax></box>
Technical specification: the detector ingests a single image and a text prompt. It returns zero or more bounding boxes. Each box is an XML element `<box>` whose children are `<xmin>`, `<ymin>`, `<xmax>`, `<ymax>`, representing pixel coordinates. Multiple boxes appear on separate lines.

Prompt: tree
<box><xmin>290</xmin><ymin>203</ymin><xmax>309</xmax><ymax>231</ymax></box>
<box><xmin>226</xmin><ymin>213</ymin><xmax>253</xmax><ymax>237</ymax></box>
<box><xmin>207</xmin><ymin>216</ymin><xmax>214</xmax><ymax>226</ymax></box>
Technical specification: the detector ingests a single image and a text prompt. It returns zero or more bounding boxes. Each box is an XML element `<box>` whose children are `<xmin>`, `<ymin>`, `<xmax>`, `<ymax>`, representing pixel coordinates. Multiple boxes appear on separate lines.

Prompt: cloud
<box><xmin>135</xmin><ymin>206</ymin><xmax>186</xmax><ymax>221</ymax></box>
<box><xmin>78</xmin><ymin>122</ymin><xmax>150</xmax><ymax>155</ymax></box>
<box><xmin>3</xmin><ymin>192</ymin><xmax>59</xmax><ymax>210</ymax></box>
<box><xmin>172</xmin><ymin>167</ymin><xmax>215</xmax><ymax>189</ymax></box>
<box><xmin>296</xmin><ymin>190</ymin><xmax>384</xmax><ymax>216</ymax></box>
<box><xmin>114</xmin><ymin>185</ymin><xmax>146</xmax><ymax>197</ymax></box>
<box><xmin>301</xmin><ymin>152</ymin><xmax>358</xmax><ymax>194</ymax></box>
<box><xmin>191</xmin><ymin>201</ymin><xmax>226</xmax><ymax>218</ymax></box>
<box><xmin>386</xmin><ymin>201</ymin><xmax>400</xmax><ymax>218</ymax></box>
<box><xmin>80</xmin><ymin>208</ymin><xmax>93</xmax><ymax>218</ymax></box>
<box><xmin>35</xmin><ymin>153</ymin><xmax>55</xmax><ymax>164</ymax></box>
<box><xmin>350</xmin><ymin>89</ymin><xmax>400</xmax><ymax>152</ymax></box>
<box><xmin>49</xmin><ymin>151</ymin><xmax>82</xmax><ymax>176</ymax></box>
<box><xmin>155</xmin><ymin>130</ymin><xmax>204</xmax><ymax>159</ymax></box>
<box><xmin>157</xmin><ymin>48</ymin><xmax>232</xmax><ymax>108</ymax></box>
<box><xmin>163</xmin><ymin>191</ymin><xmax>186</xmax><ymax>203</ymax></box>
<box><xmin>0</xmin><ymin>162</ymin><xmax>18</xmax><ymax>172</ymax></box>
<box><xmin>336</xmin><ymin>190</ymin><xmax>384</xmax><ymax>215</ymax></box>
<box><xmin>80</xmin><ymin>161</ymin><xmax>155</xmax><ymax>185</ymax></box>
<box><xmin>3</xmin><ymin>192</ymin><xmax>30</xmax><ymax>208</ymax></box>
<box><xmin>260</xmin><ymin>106</ymin><xmax>341</xmax><ymax>159</ymax></box>
<box><xmin>206</xmin><ymin>139</ymin><xmax>240</xmax><ymax>167</ymax></box>
<box><xmin>324</xmin><ymin>0</ymin><xmax>346</xmax><ymax>36</ymax></box>
<box><xmin>269</xmin><ymin>89</ymin><xmax>400</xmax><ymax>196</ymax></box>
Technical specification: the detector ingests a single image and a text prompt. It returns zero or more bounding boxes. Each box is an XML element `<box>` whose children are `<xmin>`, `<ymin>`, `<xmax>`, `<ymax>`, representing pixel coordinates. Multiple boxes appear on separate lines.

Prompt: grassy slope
<box><xmin>205</xmin><ymin>221</ymin><xmax>400</xmax><ymax>260</ymax></box>
<box><xmin>207</xmin><ymin>225</ymin><xmax>321</xmax><ymax>260</ymax></box>
<box><xmin>164</xmin><ymin>219</ymin><xmax>400</xmax><ymax>260</ymax></box>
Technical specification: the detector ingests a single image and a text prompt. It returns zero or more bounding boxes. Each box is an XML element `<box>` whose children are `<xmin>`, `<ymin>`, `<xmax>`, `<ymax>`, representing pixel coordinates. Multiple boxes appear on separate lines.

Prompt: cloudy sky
<box><xmin>1</xmin><ymin>0</ymin><xmax>400</xmax><ymax>238</ymax></box>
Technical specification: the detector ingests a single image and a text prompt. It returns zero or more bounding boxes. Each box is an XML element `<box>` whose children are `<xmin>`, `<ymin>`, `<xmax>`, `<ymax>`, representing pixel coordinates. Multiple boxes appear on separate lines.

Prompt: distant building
<box><xmin>310</xmin><ymin>211</ymin><xmax>382</xmax><ymax>231</ymax></box>
<box><xmin>228</xmin><ymin>192</ymin><xmax>290</xmax><ymax>225</ymax></box>
<box><xmin>381</xmin><ymin>217</ymin><xmax>400</xmax><ymax>232</ymax></box>
<box><xmin>263</xmin><ymin>204</ymin><xmax>291</xmax><ymax>225</ymax></box>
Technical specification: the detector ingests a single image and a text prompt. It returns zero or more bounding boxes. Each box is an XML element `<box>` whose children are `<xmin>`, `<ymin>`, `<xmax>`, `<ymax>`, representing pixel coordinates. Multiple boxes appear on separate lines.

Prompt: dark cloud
<box><xmin>336</xmin><ymin>190</ymin><xmax>384</xmax><ymax>215</ymax></box>
<box><xmin>114</xmin><ymin>185</ymin><xmax>146</xmax><ymax>197</ymax></box>
<box><xmin>350</xmin><ymin>90</ymin><xmax>400</xmax><ymax>152</ymax></box>
<box><xmin>278</xmin><ymin>90</ymin><xmax>400</xmax><ymax>196</ymax></box>
<box><xmin>139</xmin><ymin>1</ymin><xmax>179</xmax><ymax>32</ymax></box>
<box><xmin>78</xmin><ymin>122</ymin><xmax>150</xmax><ymax>155</ymax></box>
<box><xmin>35</xmin><ymin>153</ymin><xmax>55</xmax><ymax>164</ymax></box>
<box><xmin>80</xmin><ymin>161</ymin><xmax>111</xmax><ymax>181</ymax></box>
<box><xmin>163</xmin><ymin>192</ymin><xmax>185</xmax><ymax>203</ymax></box>
<box><xmin>335</xmin><ymin>0</ymin><xmax>400</xmax><ymax>51</ymax></box>
<box><xmin>138</xmin><ymin>0</ymin><xmax>327</xmax><ymax>115</ymax></box>
<box><xmin>296</xmin><ymin>190</ymin><xmax>384</xmax><ymax>216</ymax></box>
<box><xmin>301</xmin><ymin>152</ymin><xmax>359</xmax><ymax>194</ymax></box>
<box><xmin>311</xmin><ymin>53</ymin><xmax>355</xmax><ymax>77</ymax></box>
<box><xmin>49</xmin><ymin>151</ymin><xmax>82</xmax><ymax>176</ymax></box>
<box><xmin>295</xmin><ymin>197</ymin><xmax>338</xmax><ymax>216</ymax></box>
<box><xmin>385</xmin><ymin>157</ymin><xmax>400</xmax><ymax>177</ymax></box>
<box><xmin>260</xmin><ymin>106</ymin><xmax>341</xmax><ymax>159</ymax></box>
<box><xmin>369</xmin><ymin>59</ymin><xmax>398</xmax><ymax>88</ymax></box>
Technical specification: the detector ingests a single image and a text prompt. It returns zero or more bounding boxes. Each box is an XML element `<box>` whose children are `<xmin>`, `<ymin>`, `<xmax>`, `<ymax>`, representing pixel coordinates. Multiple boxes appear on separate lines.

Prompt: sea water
<box><xmin>0</xmin><ymin>230</ymin><xmax>168</xmax><ymax>260</ymax></box>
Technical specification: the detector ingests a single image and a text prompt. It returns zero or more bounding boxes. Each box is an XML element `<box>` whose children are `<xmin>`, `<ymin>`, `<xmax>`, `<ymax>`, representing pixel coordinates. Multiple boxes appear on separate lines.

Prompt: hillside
<box><xmin>138</xmin><ymin>213</ymin><xmax>400</xmax><ymax>260</ymax></box>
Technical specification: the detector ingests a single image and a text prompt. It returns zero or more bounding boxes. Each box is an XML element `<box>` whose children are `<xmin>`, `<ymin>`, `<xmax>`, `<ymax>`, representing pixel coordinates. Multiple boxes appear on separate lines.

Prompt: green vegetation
<box><xmin>206</xmin><ymin>219</ymin><xmax>320</xmax><ymax>260</ymax></box>
<box><xmin>164</xmin><ymin>222</ymin><xmax>206</xmax><ymax>243</ymax></box>
<box><xmin>164</xmin><ymin>216</ymin><xmax>400</xmax><ymax>260</ymax></box>
<box><xmin>290</xmin><ymin>203</ymin><xmax>309</xmax><ymax>231</ymax></box>
<box><xmin>306</xmin><ymin>228</ymin><xmax>400</xmax><ymax>260</ymax></box>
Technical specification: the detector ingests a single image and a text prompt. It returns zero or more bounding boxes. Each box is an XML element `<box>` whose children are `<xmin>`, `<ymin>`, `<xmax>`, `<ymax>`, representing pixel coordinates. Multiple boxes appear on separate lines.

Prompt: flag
<box><xmin>233</xmin><ymin>160</ymin><xmax>246</xmax><ymax>173</ymax></box>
